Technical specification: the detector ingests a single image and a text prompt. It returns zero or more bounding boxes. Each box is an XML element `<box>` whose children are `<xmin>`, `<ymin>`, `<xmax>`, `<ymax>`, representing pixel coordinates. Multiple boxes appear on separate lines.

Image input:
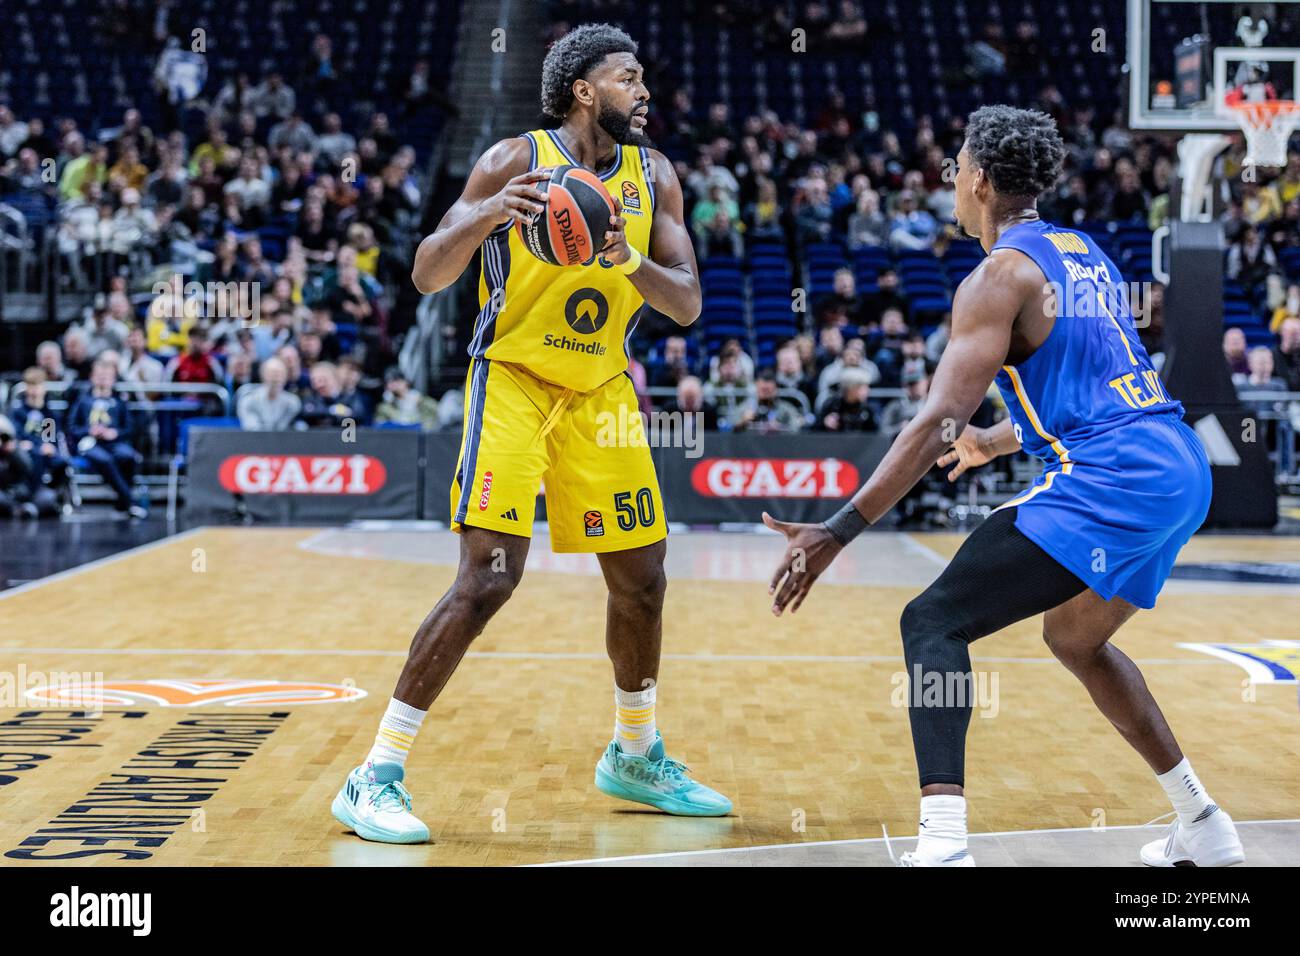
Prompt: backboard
<box><xmin>1128</xmin><ymin>0</ymin><xmax>1300</xmax><ymax>130</ymax></box>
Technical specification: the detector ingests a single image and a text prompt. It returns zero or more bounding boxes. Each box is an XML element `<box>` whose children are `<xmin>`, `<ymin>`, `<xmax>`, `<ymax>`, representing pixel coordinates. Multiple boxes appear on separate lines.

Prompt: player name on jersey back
<box><xmin>992</xmin><ymin>220</ymin><xmax>1181</xmax><ymax>464</ymax></box>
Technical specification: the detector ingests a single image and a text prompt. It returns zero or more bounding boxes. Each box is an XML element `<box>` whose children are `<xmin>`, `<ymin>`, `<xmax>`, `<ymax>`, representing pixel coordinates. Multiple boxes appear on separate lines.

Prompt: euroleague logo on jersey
<box><xmin>691</xmin><ymin>457</ymin><xmax>860</xmax><ymax>498</ymax></box>
<box><xmin>621</xmin><ymin>180</ymin><xmax>642</xmax><ymax>212</ymax></box>
<box><xmin>218</xmin><ymin>454</ymin><xmax>387</xmax><ymax>495</ymax></box>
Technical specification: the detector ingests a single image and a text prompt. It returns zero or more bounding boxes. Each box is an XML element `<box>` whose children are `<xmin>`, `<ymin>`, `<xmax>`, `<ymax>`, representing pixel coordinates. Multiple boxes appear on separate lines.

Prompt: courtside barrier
<box><xmin>418</xmin><ymin>430</ymin><xmax>893</xmax><ymax>526</ymax></box>
<box><xmin>186</xmin><ymin>427</ymin><xmax>423</xmax><ymax>522</ymax></box>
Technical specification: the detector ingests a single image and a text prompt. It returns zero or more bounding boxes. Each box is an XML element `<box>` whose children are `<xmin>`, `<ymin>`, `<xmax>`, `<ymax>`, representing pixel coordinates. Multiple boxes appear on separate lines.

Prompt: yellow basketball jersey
<box><xmin>470</xmin><ymin>129</ymin><xmax>656</xmax><ymax>392</ymax></box>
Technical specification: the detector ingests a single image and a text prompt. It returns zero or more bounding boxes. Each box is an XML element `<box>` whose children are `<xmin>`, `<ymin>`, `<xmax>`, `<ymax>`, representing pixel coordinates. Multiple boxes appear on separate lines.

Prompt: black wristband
<box><xmin>822</xmin><ymin>501</ymin><xmax>868</xmax><ymax>546</ymax></box>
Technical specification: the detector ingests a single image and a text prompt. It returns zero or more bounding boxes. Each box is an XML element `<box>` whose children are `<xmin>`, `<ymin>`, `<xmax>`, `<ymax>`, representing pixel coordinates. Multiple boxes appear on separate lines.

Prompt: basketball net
<box><xmin>1230</xmin><ymin>100</ymin><xmax>1300</xmax><ymax>168</ymax></box>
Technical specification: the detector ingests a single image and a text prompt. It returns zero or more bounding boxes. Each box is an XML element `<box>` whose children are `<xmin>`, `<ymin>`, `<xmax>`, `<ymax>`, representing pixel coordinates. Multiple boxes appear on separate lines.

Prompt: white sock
<box><xmin>1156</xmin><ymin>757</ymin><xmax>1217</xmax><ymax>828</ymax></box>
<box><xmin>614</xmin><ymin>683</ymin><xmax>657</xmax><ymax>756</ymax></box>
<box><xmin>916</xmin><ymin>794</ymin><xmax>968</xmax><ymax>857</ymax></box>
<box><xmin>366</xmin><ymin>697</ymin><xmax>427</xmax><ymax>768</ymax></box>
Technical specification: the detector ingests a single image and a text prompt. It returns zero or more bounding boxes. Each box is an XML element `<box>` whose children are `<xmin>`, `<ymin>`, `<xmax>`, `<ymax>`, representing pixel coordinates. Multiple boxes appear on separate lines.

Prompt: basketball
<box><xmin>516</xmin><ymin>164</ymin><xmax>617</xmax><ymax>267</ymax></box>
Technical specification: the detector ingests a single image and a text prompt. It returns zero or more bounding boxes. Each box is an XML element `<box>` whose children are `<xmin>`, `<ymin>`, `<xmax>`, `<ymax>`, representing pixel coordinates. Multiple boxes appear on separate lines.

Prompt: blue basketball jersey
<box><xmin>985</xmin><ymin>219</ymin><xmax>1209</xmax><ymax>609</ymax></box>
<box><xmin>991</xmin><ymin>219</ymin><xmax>1182</xmax><ymax>468</ymax></box>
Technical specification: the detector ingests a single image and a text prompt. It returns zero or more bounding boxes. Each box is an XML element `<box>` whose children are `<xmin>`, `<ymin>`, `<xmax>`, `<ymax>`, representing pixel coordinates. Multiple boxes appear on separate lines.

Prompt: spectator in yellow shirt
<box><xmin>1242</xmin><ymin>179</ymin><xmax>1282</xmax><ymax>224</ymax></box>
<box><xmin>59</xmin><ymin>136</ymin><xmax>109</xmax><ymax>200</ymax></box>
<box><xmin>188</xmin><ymin>124</ymin><xmax>237</xmax><ymax>177</ymax></box>
<box><xmin>1268</xmin><ymin>154</ymin><xmax>1300</xmax><ymax>208</ymax></box>
<box><xmin>346</xmin><ymin>222</ymin><xmax>380</xmax><ymax>277</ymax></box>
<box><xmin>1272</xmin><ymin>283</ymin><xmax>1299</xmax><ymax>333</ymax></box>
<box><xmin>146</xmin><ymin>276</ymin><xmax>200</xmax><ymax>356</ymax></box>
<box><xmin>108</xmin><ymin>144</ymin><xmax>149</xmax><ymax>192</ymax></box>
<box><xmin>280</xmin><ymin>250</ymin><xmax>308</xmax><ymax>305</ymax></box>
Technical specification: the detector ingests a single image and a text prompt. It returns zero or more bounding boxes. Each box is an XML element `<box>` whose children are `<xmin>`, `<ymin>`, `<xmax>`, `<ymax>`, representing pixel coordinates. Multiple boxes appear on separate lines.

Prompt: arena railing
<box><xmin>12</xmin><ymin>379</ymin><xmax>231</xmax><ymax>410</ymax></box>
<box><xmin>0</xmin><ymin>202</ymin><xmax>112</xmax><ymax>326</ymax></box>
<box><xmin>1235</xmin><ymin>388</ymin><xmax>1300</xmax><ymax>481</ymax></box>
<box><xmin>0</xmin><ymin>202</ymin><xmax>37</xmax><ymax>328</ymax></box>
<box><xmin>643</xmin><ymin>384</ymin><xmax>905</xmax><ymax>415</ymax></box>
<box><xmin>0</xmin><ymin>203</ymin><xmax>29</xmax><ymax>287</ymax></box>
<box><xmin>9</xmin><ymin>379</ymin><xmax>232</xmax><ymax>478</ymax></box>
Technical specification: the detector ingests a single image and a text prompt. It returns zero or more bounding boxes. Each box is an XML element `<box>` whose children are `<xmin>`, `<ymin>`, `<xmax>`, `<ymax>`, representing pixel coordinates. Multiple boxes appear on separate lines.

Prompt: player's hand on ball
<box><xmin>762</xmin><ymin>511</ymin><xmax>843</xmax><ymax>616</ymax></box>
<box><xmin>600</xmin><ymin>198</ymin><xmax>631</xmax><ymax>265</ymax></box>
<box><xmin>937</xmin><ymin>425</ymin><xmax>995</xmax><ymax>481</ymax></box>
<box><xmin>482</xmin><ymin>168</ymin><xmax>552</xmax><ymax>226</ymax></box>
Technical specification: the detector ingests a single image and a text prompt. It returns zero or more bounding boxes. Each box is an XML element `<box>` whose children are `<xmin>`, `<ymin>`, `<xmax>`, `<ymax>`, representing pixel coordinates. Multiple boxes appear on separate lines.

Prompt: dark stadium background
<box><xmin>0</xmin><ymin>0</ymin><xmax>1296</xmax><ymax>555</ymax></box>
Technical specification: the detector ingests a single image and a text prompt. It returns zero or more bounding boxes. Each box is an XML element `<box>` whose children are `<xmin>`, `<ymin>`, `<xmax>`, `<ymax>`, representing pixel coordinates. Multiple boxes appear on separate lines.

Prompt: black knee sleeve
<box><xmin>900</xmin><ymin>508</ymin><xmax>1087</xmax><ymax>788</ymax></box>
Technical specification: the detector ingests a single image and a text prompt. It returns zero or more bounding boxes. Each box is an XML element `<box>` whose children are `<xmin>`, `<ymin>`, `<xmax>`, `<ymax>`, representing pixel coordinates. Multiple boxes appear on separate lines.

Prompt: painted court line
<box><xmin>532</xmin><ymin>818</ymin><xmax>1300</xmax><ymax>866</ymax></box>
<box><xmin>897</xmin><ymin>533</ymin><xmax>951</xmax><ymax>567</ymax></box>
<box><xmin>0</xmin><ymin>527</ymin><xmax>1267</xmax><ymax>675</ymax></box>
<box><xmin>0</xmin><ymin>646</ymin><xmax>1227</xmax><ymax>666</ymax></box>
<box><xmin>0</xmin><ymin>527</ymin><xmax>208</xmax><ymax>602</ymax></box>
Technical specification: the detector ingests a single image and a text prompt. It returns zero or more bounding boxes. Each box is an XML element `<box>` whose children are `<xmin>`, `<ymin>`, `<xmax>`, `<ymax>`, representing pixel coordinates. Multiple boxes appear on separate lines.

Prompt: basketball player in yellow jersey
<box><xmin>330</xmin><ymin>24</ymin><xmax>731</xmax><ymax>844</ymax></box>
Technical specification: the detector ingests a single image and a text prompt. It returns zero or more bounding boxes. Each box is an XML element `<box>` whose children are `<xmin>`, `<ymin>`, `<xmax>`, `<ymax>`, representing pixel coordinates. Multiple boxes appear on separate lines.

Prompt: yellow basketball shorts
<box><xmin>449</xmin><ymin>359</ymin><xmax>667</xmax><ymax>553</ymax></box>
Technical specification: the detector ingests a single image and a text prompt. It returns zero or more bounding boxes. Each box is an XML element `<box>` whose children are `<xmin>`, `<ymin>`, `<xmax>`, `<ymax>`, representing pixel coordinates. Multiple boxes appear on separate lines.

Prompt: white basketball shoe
<box><xmin>331</xmin><ymin>762</ymin><xmax>430</xmax><ymax>844</ymax></box>
<box><xmin>897</xmin><ymin>846</ymin><xmax>977</xmax><ymax>866</ymax></box>
<box><xmin>1140</xmin><ymin>807</ymin><xmax>1245</xmax><ymax>867</ymax></box>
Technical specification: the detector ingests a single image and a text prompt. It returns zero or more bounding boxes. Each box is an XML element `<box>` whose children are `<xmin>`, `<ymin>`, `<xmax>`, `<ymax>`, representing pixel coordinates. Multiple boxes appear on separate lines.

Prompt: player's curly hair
<box><xmin>965</xmin><ymin>105</ymin><xmax>1066</xmax><ymax>197</ymax></box>
<box><xmin>540</xmin><ymin>23</ymin><xmax>638</xmax><ymax>120</ymax></box>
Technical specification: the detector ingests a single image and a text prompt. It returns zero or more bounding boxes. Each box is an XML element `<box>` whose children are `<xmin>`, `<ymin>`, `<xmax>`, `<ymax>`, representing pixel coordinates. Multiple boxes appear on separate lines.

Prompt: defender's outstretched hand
<box><xmin>762</xmin><ymin>512</ymin><xmax>844</xmax><ymax>616</ymax></box>
<box><xmin>936</xmin><ymin>424</ymin><xmax>997</xmax><ymax>481</ymax></box>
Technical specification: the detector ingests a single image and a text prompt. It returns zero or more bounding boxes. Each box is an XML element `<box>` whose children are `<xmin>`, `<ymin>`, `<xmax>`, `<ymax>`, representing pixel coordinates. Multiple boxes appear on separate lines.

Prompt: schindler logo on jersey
<box><xmin>49</xmin><ymin>886</ymin><xmax>151</xmax><ymax>936</ymax></box>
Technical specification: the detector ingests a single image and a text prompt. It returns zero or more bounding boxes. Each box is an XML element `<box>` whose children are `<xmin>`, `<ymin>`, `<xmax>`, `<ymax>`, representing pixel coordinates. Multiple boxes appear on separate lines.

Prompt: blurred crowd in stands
<box><xmin>0</xmin><ymin>22</ymin><xmax>451</xmax><ymax>516</ymax></box>
<box><xmin>626</xmin><ymin>90</ymin><xmax>1300</xmax><ymax>435</ymax></box>
<box><xmin>2</xmin><ymin>5</ymin><xmax>1300</xmax><ymax>520</ymax></box>
<box><xmin>537</xmin><ymin>5</ymin><xmax>1300</xmax><ymax>443</ymax></box>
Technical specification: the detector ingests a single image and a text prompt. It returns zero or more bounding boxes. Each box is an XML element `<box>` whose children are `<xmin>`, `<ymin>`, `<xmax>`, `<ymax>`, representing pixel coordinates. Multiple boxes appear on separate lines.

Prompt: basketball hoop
<box><xmin>1229</xmin><ymin>100</ymin><xmax>1300</xmax><ymax>167</ymax></box>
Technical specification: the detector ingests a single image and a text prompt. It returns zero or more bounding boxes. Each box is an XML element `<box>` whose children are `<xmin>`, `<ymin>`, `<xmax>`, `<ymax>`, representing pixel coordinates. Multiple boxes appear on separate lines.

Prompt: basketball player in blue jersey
<box><xmin>764</xmin><ymin>106</ymin><xmax>1244</xmax><ymax>867</ymax></box>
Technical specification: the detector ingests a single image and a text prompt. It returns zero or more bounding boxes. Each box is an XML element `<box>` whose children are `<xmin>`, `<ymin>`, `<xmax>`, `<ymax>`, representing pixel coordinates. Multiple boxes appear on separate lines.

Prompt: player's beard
<box><xmin>599</xmin><ymin>103</ymin><xmax>653</xmax><ymax>148</ymax></box>
<box><xmin>953</xmin><ymin>206</ymin><xmax>977</xmax><ymax>240</ymax></box>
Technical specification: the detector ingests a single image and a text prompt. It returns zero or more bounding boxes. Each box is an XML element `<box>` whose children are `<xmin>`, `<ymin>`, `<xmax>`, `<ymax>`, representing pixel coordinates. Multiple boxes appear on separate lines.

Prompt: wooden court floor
<box><xmin>0</xmin><ymin>525</ymin><xmax>1296</xmax><ymax>867</ymax></box>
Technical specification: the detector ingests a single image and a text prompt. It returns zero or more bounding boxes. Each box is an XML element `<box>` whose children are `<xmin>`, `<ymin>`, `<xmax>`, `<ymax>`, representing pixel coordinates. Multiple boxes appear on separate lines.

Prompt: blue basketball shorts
<box><xmin>995</xmin><ymin>413</ymin><xmax>1212</xmax><ymax>609</ymax></box>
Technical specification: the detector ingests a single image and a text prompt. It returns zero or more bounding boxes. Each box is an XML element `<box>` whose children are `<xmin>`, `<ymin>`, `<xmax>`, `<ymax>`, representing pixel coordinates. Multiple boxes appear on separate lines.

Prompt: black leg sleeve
<box><xmin>900</xmin><ymin>507</ymin><xmax>1088</xmax><ymax>788</ymax></box>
